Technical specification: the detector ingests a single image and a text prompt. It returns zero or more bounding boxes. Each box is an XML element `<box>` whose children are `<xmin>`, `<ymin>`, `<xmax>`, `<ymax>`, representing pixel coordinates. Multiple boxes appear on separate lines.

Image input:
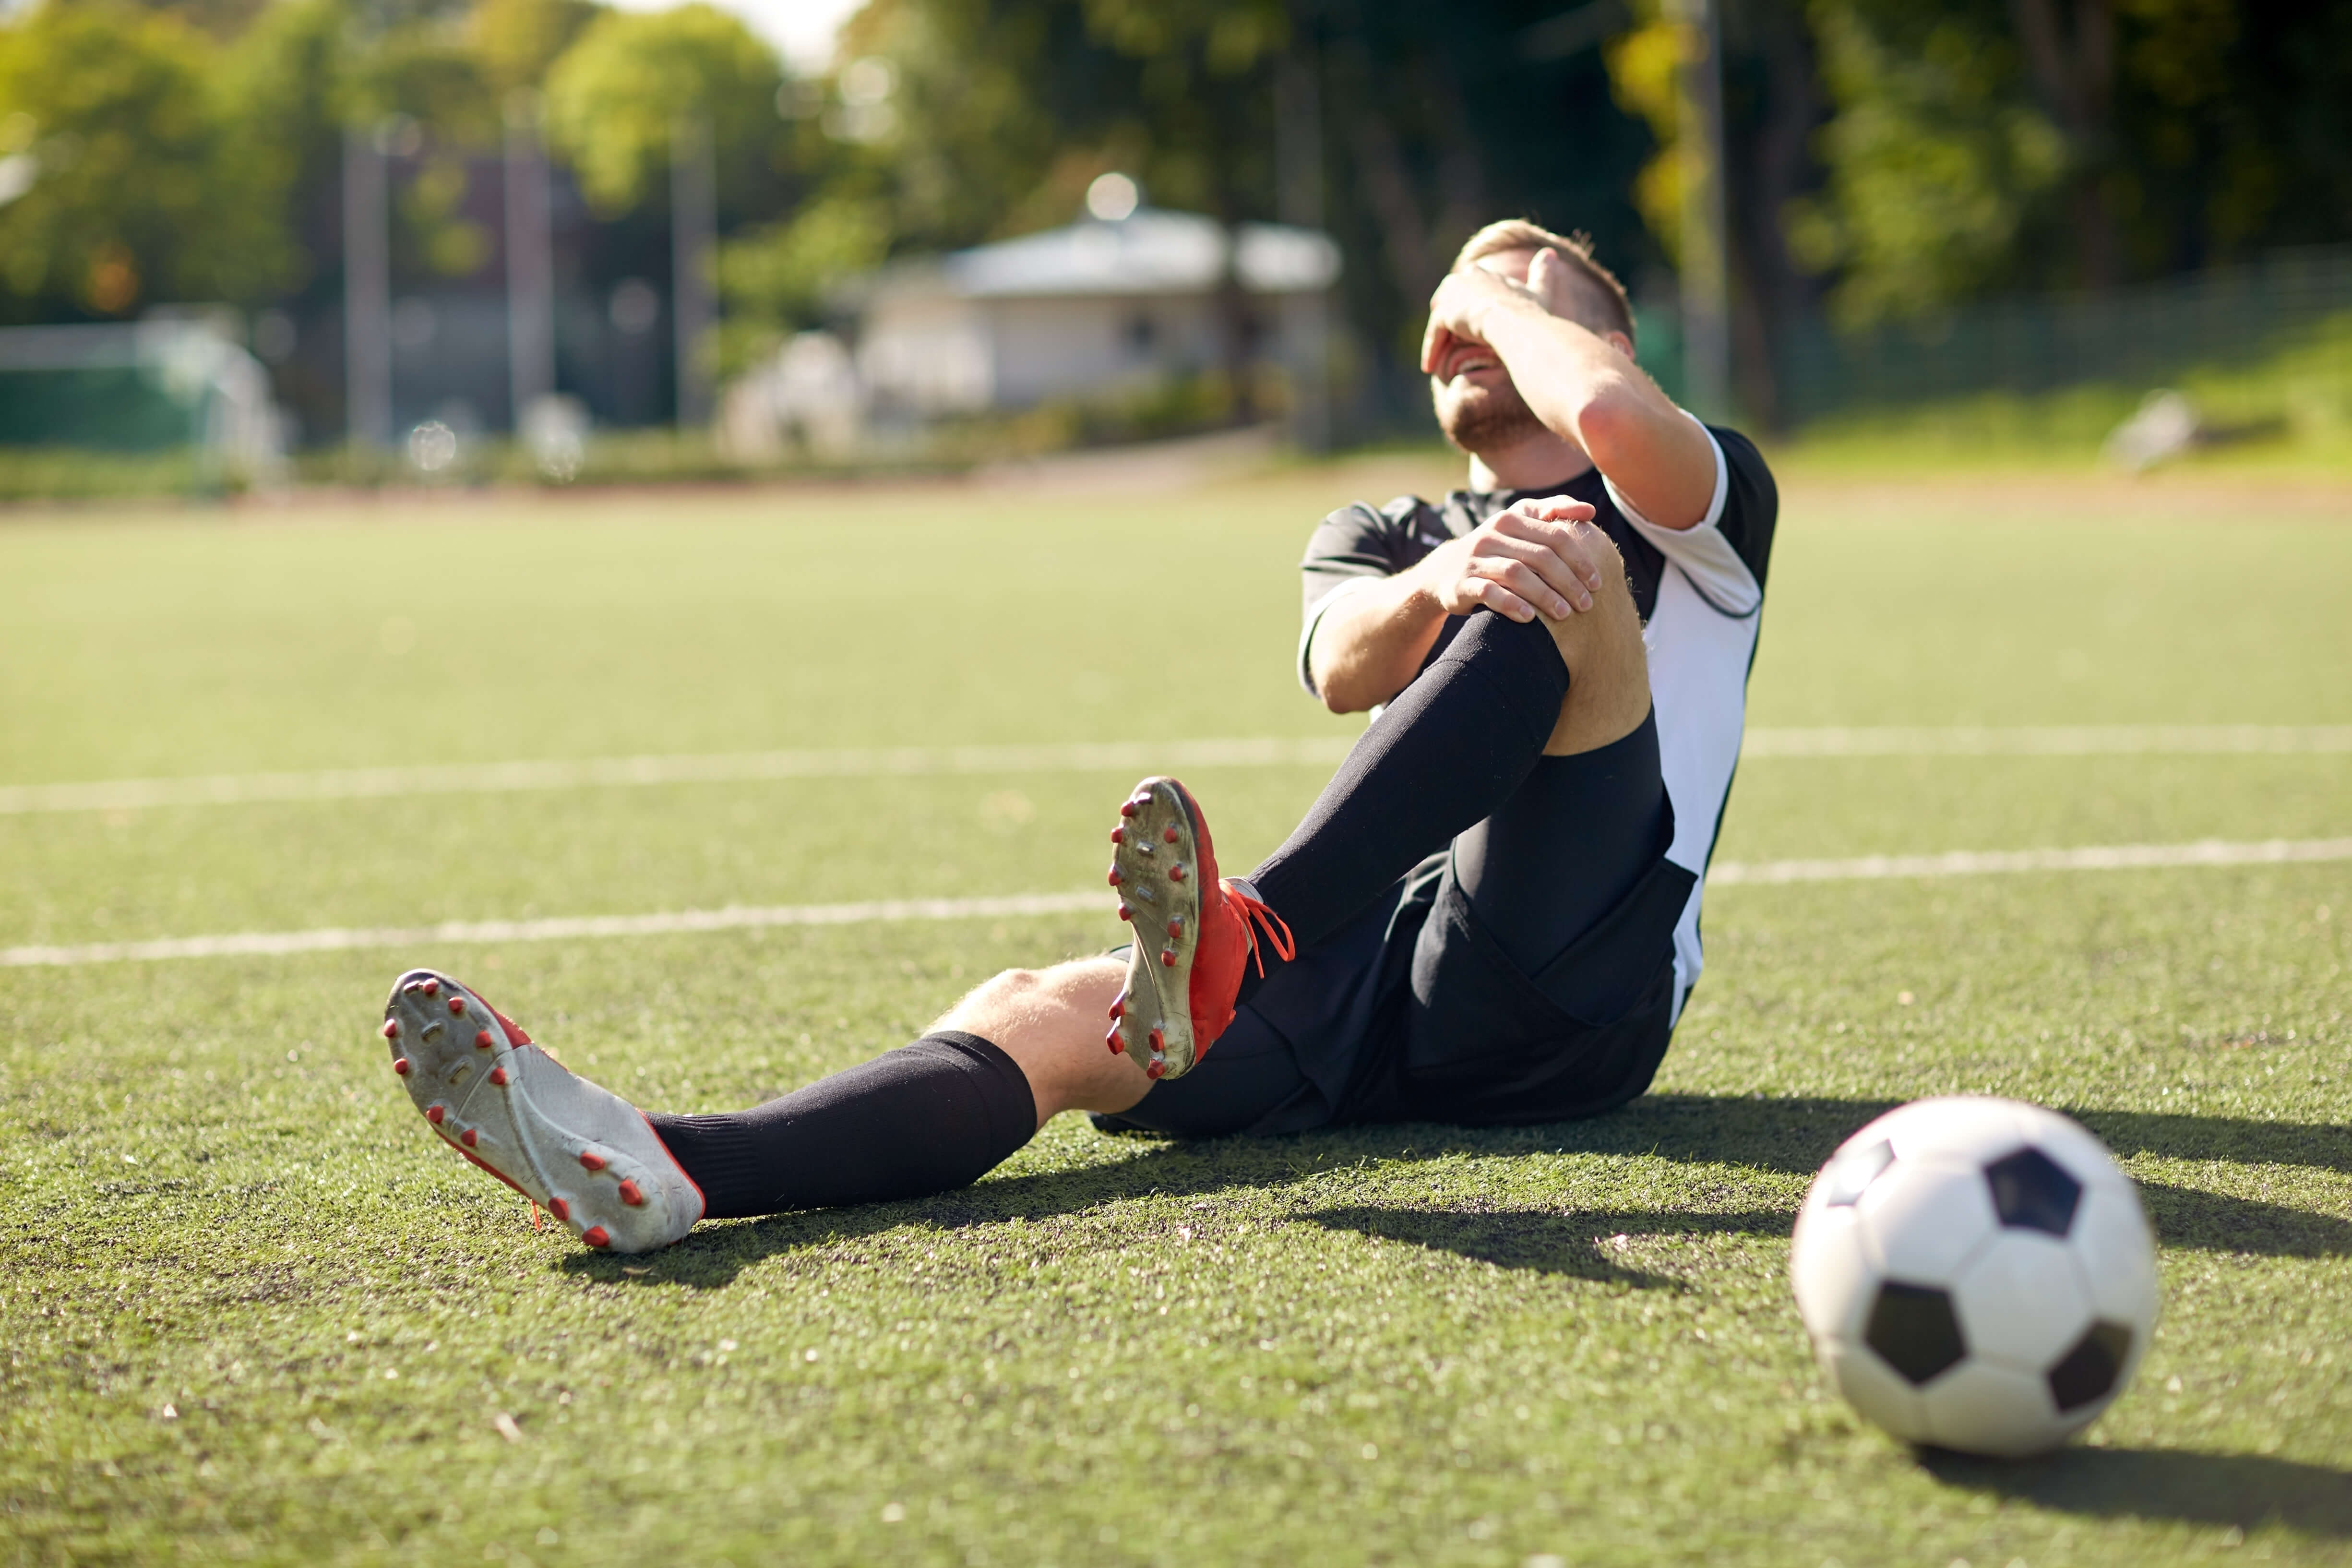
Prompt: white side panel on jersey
<box><xmin>1642</xmin><ymin>563</ymin><xmax>1761</xmax><ymax>1019</ymax></box>
<box><xmin>1608</xmin><ymin>423</ymin><xmax>1765</xmax><ymax>1022</ymax></box>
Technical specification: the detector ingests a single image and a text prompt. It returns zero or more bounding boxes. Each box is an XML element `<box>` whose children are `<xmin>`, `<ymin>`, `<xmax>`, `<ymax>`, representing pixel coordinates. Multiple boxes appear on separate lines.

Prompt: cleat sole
<box><xmin>382</xmin><ymin>968</ymin><xmax>701</xmax><ymax>1254</ymax></box>
<box><xmin>1108</xmin><ymin>778</ymin><xmax>1206</xmax><ymax>1077</ymax></box>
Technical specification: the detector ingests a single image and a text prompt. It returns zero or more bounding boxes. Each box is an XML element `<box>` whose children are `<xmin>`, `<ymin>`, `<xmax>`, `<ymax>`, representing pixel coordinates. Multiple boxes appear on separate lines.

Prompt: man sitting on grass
<box><xmin>375</xmin><ymin>220</ymin><xmax>1779</xmax><ymax>1252</ymax></box>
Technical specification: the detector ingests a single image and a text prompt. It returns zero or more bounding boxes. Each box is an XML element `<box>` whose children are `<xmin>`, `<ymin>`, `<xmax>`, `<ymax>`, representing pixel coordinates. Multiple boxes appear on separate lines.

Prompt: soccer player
<box><xmin>376</xmin><ymin>220</ymin><xmax>1778</xmax><ymax>1253</ymax></box>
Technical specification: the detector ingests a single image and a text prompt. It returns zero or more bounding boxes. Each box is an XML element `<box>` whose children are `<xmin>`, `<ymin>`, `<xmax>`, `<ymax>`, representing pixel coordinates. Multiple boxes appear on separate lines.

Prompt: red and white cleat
<box><xmin>1105</xmin><ymin>777</ymin><xmax>1293</xmax><ymax>1080</ymax></box>
<box><xmin>379</xmin><ymin>970</ymin><xmax>703</xmax><ymax>1254</ymax></box>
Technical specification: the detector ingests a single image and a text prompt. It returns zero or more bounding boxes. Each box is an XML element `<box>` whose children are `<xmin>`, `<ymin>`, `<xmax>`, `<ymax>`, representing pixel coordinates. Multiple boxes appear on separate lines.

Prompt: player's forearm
<box><xmin>1306</xmin><ymin>570</ymin><xmax>1448</xmax><ymax>714</ymax></box>
<box><xmin>1479</xmin><ymin>306</ymin><xmax>1715</xmax><ymax>528</ymax></box>
<box><xmin>1481</xmin><ymin>308</ymin><xmax>1671</xmax><ymax>464</ymax></box>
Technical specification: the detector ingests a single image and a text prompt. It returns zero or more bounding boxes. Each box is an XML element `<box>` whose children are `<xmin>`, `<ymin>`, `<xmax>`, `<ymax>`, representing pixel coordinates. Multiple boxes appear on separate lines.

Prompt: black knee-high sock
<box><xmin>1250</xmin><ymin>608</ymin><xmax>1568</xmax><ymax>953</ymax></box>
<box><xmin>645</xmin><ymin>1032</ymin><xmax>1036</xmax><ymax>1220</ymax></box>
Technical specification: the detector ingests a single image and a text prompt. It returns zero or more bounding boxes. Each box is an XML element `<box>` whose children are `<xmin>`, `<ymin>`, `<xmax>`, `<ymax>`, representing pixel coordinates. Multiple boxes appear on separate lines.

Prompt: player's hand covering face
<box><xmin>1420</xmin><ymin>249</ymin><xmax>1585</xmax><ymax>383</ymax></box>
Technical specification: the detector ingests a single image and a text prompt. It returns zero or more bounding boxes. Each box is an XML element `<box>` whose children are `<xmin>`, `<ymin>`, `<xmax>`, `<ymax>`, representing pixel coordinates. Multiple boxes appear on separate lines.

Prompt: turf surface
<box><xmin>2</xmin><ymin>461</ymin><xmax>2348</xmax><ymax>1567</ymax></box>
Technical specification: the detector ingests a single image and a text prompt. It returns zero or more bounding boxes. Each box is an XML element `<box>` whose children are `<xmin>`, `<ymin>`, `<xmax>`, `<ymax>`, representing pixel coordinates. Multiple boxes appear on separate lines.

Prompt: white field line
<box><xmin>0</xmin><ymin>738</ymin><xmax>1356</xmax><ymax>816</ymax></box>
<box><xmin>1702</xmin><ymin>835</ymin><xmax>2352</xmax><ymax>886</ymax></box>
<box><xmin>7</xmin><ymin>836</ymin><xmax>2347</xmax><ymax>970</ymax></box>
<box><xmin>2</xmin><ymin>725</ymin><xmax>2348</xmax><ymax>817</ymax></box>
<box><xmin>1738</xmin><ymin>724</ymin><xmax>2352</xmax><ymax>759</ymax></box>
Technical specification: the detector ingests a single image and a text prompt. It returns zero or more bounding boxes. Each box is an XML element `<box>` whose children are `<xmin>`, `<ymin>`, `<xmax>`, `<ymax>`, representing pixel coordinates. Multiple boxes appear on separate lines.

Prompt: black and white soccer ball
<box><xmin>1790</xmin><ymin>1096</ymin><xmax>2159</xmax><ymax>1458</ymax></box>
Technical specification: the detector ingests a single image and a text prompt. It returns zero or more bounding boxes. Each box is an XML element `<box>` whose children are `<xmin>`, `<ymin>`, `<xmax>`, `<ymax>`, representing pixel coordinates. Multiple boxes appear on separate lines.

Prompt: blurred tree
<box><xmin>0</xmin><ymin>2</ymin><xmax>291</xmax><ymax>319</ymax></box>
<box><xmin>541</xmin><ymin>3</ymin><xmax>788</xmax><ymax>217</ymax></box>
<box><xmin>1791</xmin><ymin>0</ymin><xmax>2352</xmax><ymax>321</ymax></box>
<box><xmin>1784</xmin><ymin>0</ymin><xmax>2066</xmax><ymax>321</ymax></box>
<box><xmin>471</xmin><ymin>0</ymin><xmax>599</xmax><ymax>94</ymax></box>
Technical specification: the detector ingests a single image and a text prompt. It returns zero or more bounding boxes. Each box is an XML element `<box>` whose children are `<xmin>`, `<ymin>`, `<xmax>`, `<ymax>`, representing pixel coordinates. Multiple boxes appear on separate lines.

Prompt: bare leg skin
<box><xmin>930</xmin><ymin>957</ymin><xmax>1147</xmax><ymax>1127</ymax></box>
<box><xmin>1538</xmin><ymin>521</ymin><xmax>1652</xmax><ymax>757</ymax></box>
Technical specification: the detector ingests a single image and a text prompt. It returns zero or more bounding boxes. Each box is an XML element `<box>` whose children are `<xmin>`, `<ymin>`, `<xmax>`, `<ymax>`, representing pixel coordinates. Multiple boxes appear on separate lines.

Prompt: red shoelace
<box><xmin>1222</xmin><ymin>880</ymin><xmax>1297</xmax><ymax>976</ymax></box>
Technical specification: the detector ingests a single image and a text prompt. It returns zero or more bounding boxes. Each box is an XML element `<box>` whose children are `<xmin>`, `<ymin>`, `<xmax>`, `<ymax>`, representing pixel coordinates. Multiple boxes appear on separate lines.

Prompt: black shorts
<box><xmin>1098</xmin><ymin>717</ymin><xmax>1696</xmax><ymax>1138</ymax></box>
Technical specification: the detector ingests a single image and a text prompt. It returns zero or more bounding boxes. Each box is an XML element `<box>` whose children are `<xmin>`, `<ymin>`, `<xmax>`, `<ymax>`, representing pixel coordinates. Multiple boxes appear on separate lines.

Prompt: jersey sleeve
<box><xmin>1296</xmin><ymin>498</ymin><xmax>1424</xmax><ymax>696</ymax></box>
<box><xmin>1600</xmin><ymin>415</ymin><xmax>1779</xmax><ymax>618</ymax></box>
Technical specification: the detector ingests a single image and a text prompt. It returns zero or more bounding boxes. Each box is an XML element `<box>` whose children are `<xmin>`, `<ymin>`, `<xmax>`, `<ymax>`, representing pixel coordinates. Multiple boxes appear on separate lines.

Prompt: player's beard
<box><xmin>1432</xmin><ymin>371</ymin><xmax>1547</xmax><ymax>455</ymax></box>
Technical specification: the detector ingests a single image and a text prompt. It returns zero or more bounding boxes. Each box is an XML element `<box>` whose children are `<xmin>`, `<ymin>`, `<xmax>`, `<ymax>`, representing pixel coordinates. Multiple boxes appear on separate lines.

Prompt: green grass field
<box><xmin>3</xmin><ymin>461</ymin><xmax>2348</xmax><ymax>1567</ymax></box>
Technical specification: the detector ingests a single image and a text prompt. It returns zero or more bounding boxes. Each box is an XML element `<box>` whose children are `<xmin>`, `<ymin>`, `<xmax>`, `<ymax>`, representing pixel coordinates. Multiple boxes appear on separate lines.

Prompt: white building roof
<box><xmin>873</xmin><ymin>209</ymin><xmax>1341</xmax><ymax>301</ymax></box>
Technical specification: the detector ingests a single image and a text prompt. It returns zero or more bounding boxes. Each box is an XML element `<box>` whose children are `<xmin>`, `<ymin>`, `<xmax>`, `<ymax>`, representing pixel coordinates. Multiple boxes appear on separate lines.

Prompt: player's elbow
<box><xmin>1311</xmin><ymin>656</ymin><xmax>1382</xmax><ymax>715</ymax></box>
<box><xmin>1570</xmin><ymin>382</ymin><xmax>1648</xmax><ymax>467</ymax></box>
<box><xmin>1314</xmin><ymin>670</ymin><xmax>1370</xmax><ymax>716</ymax></box>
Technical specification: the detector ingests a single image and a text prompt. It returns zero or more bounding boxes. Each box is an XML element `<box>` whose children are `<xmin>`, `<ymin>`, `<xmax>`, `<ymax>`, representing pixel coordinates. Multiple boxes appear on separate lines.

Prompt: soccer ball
<box><xmin>1789</xmin><ymin>1096</ymin><xmax>2159</xmax><ymax>1458</ymax></box>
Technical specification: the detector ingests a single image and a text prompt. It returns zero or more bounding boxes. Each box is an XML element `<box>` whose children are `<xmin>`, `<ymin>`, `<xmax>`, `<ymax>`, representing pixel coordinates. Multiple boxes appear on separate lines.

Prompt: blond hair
<box><xmin>1452</xmin><ymin>220</ymin><xmax>1636</xmax><ymax>346</ymax></box>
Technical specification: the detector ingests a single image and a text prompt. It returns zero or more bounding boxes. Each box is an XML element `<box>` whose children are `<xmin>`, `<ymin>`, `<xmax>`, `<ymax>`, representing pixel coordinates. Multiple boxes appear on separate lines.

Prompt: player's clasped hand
<box><xmin>1415</xmin><ymin>497</ymin><xmax>1605</xmax><ymax>624</ymax></box>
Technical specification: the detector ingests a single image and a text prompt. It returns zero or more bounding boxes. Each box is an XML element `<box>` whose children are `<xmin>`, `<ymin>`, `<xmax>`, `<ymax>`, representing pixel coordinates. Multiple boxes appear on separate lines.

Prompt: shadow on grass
<box><xmin>1297</xmin><ymin>1204</ymin><xmax>1789</xmax><ymax>1289</ymax></box>
<box><xmin>1922</xmin><ymin>1445</ymin><xmax>2352</xmax><ymax>1537</ymax></box>
<box><xmin>560</xmin><ymin>1094</ymin><xmax>2351</xmax><ymax>1289</ymax></box>
<box><xmin>1552</xmin><ymin>1094</ymin><xmax>2352</xmax><ymax>1179</ymax></box>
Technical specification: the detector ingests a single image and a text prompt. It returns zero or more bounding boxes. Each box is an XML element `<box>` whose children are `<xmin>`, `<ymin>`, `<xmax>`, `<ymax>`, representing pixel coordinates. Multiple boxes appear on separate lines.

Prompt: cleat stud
<box><xmin>1106</xmin><ymin>1025</ymin><xmax>1124</xmax><ymax>1053</ymax></box>
<box><xmin>1167</xmin><ymin>918</ymin><xmax>1183</xmax><ymax>937</ymax></box>
<box><xmin>581</xmin><ymin>1225</ymin><xmax>609</xmax><ymax>1249</ymax></box>
<box><xmin>489</xmin><ymin>1066</ymin><xmax>508</xmax><ymax>1087</ymax></box>
<box><xmin>393</xmin><ymin>1057</ymin><xmax>411</xmax><ymax>1076</ymax></box>
<box><xmin>420</xmin><ymin>979</ymin><xmax>439</xmax><ymax>997</ymax></box>
<box><xmin>1119</xmin><ymin>800</ymin><xmax>1139</xmax><ymax>818</ymax></box>
<box><xmin>1116</xmin><ymin>902</ymin><xmax>1132</xmax><ymax>921</ymax></box>
<box><xmin>1149</xmin><ymin>1028</ymin><xmax>1165</xmax><ymax>1051</ymax></box>
<box><xmin>381</xmin><ymin>1018</ymin><xmax>400</xmax><ymax>1039</ymax></box>
<box><xmin>1109</xmin><ymin>826</ymin><xmax>1125</xmax><ymax>844</ymax></box>
<box><xmin>460</xmin><ymin>1128</ymin><xmax>478</xmax><ymax>1149</ymax></box>
<box><xmin>1163</xmin><ymin>826</ymin><xmax>1179</xmax><ymax>843</ymax></box>
<box><xmin>1107</xmin><ymin>867</ymin><xmax>1123</xmax><ymax>886</ymax></box>
<box><xmin>475</xmin><ymin>1029</ymin><xmax>494</xmax><ymax>1050</ymax></box>
<box><xmin>426</xmin><ymin>1104</ymin><xmax>445</xmax><ymax>1125</ymax></box>
<box><xmin>617</xmin><ymin>1179</ymin><xmax>644</xmax><ymax>1207</ymax></box>
<box><xmin>1168</xmin><ymin>863</ymin><xmax>1186</xmax><ymax>882</ymax></box>
<box><xmin>1108</xmin><ymin>998</ymin><xmax>1124</xmax><ymax>1019</ymax></box>
<box><xmin>579</xmin><ymin>1150</ymin><xmax>606</xmax><ymax>1173</ymax></box>
<box><xmin>447</xmin><ymin>996</ymin><xmax>466</xmax><ymax>1016</ymax></box>
<box><xmin>1146</xmin><ymin>1060</ymin><xmax>1165</xmax><ymax>1080</ymax></box>
<box><xmin>1161</xmin><ymin>948</ymin><xmax>1176</xmax><ymax>967</ymax></box>
<box><xmin>548</xmin><ymin>1197</ymin><xmax>570</xmax><ymax>1221</ymax></box>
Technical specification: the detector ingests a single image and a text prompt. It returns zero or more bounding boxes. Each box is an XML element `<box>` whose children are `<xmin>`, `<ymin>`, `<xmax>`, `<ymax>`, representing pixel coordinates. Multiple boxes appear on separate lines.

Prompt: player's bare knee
<box><xmin>936</xmin><ymin>958</ymin><xmax>1119</xmax><ymax>1039</ymax></box>
<box><xmin>1540</xmin><ymin>527</ymin><xmax>1649</xmax><ymax>753</ymax></box>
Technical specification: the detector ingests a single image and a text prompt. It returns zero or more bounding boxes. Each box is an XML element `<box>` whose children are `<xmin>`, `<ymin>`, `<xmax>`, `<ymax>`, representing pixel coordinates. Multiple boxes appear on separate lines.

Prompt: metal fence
<box><xmin>1772</xmin><ymin>246</ymin><xmax>2352</xmax><ymax>427</ymax></box>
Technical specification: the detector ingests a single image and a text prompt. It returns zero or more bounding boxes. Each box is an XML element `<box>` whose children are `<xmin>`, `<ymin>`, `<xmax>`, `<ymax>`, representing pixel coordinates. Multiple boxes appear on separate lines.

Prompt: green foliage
<box><xmin>540</xmin><ymin>2</ymin><xmax>786</xmax><ymax>217</ymax></box>
<box><xmin>716</xmin><ymin>191</ymin><xmax>890</xmax><ymax>356</ymax></box>
<box><xmin>469</xmin><ymin>0</ymin><xmax>598</xmax><ymax>93</ymax></box>
<box><xmin>348</xmin><ymin>30</ymin><xmax>503</xmax><ymax>149</ymax></box>
<box><xmin>0</xmin><ymin>2</ymin><xmax>289</xmax><ymax>315</ymax></box>
<box><xmin>1787</xmin><ymin>0</ymin><xmax>2067</xmax><ymax>323</ymax></box>
<box><xmin>1793</xmin><ymin>0</ymin><xmax>2352</xmax><ymax>322</ymax></box>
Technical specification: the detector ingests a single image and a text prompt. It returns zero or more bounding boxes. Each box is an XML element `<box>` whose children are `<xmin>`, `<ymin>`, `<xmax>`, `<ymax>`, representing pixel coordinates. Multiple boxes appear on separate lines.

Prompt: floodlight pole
<box><xmin>1670</xmin><ymin>0</ymin><xmax>1731</xmax><ymax>421</ymax></box>
<box><xmin>671</xmin><ymin>113</ymin><xmax>716</xmax><ymax>431</ymax></box>
<box><xmin>505</xmin><ymin>91</ymin><xmax>556</xmax><ymax>432</ymax></box>
<box><xmin>342</xmin><ymin>121</ymin><xmax>393</xmax><ymax>451</ymax></box>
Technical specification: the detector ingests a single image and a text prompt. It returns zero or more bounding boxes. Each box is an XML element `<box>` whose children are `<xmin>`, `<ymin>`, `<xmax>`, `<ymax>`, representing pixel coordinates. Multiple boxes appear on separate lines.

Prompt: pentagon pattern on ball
<box><xmin>2048</xmin><ymin>1321</ymin><xmax>2135</xmax><ymax>1412</ymax></box>
<box><xmin>1864</xmin><ymin>1281</ymin><xmax>1966</xmax><ymax>1385</ymax></box>
<box><xmin>1984</xmin><ymin>1146</ymin><xmax>2083</xmax><ymax>1236</ymax></box>
<box><xmin>1819</xmin><ymin>1138</ymin><xmax>1895</xmax><ymax>1207</ymax></box>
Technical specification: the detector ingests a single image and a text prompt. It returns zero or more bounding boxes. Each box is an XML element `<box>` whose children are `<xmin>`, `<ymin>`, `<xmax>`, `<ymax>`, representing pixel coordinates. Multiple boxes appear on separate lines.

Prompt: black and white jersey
<box><xmin>1296</xmin><ymin>419</ymin><xmax>1779</xmax><ymax>1021</ymax></box>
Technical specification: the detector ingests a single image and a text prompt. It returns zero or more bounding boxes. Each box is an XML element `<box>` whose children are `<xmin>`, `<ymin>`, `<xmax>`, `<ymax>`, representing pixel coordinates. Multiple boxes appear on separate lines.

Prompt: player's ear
<box><xmin>1603</xmin><ymin>330</ymin><xmax>1635</xmax><ymax>360</ymax></box>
